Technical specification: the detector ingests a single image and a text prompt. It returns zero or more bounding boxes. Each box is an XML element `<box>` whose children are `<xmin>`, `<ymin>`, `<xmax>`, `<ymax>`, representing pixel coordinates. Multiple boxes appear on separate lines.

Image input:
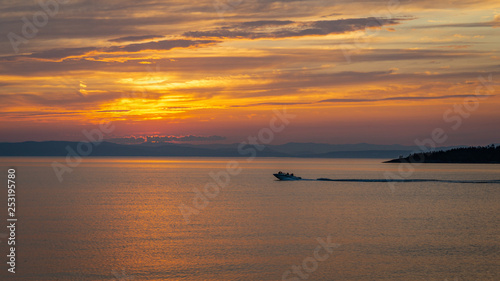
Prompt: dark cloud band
<box><xmin>184</xmin><ymin>17</ymin><xmax>410</xmax><ymax>39</ymax></box>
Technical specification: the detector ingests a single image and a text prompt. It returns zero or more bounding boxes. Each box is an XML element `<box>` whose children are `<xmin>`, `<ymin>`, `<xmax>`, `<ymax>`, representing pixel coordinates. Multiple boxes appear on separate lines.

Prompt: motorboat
<box><xmin>273</xmin><ymin>172</ymin><xmax>302</xmax><ymax>181</ymax></box>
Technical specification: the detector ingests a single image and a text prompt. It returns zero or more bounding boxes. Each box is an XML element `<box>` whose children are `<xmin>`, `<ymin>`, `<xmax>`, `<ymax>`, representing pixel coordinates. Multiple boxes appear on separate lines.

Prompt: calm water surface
<box><xmin>0</xmin><ymin>157</ymin><xmax>499</xmax><ymax>280</ymax></box>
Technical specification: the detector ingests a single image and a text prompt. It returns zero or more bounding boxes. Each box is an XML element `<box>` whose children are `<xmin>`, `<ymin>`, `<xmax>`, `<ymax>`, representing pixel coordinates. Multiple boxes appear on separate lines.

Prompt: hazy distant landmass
<box><xmin>385</xmin><ymin>145</ymin><xmax>500</xmax><ymax>163</ymax></box>
<box><xmin>0</xmin><ymin>141</ymin><xmax>474</xmax><ymax>159</ymax></box>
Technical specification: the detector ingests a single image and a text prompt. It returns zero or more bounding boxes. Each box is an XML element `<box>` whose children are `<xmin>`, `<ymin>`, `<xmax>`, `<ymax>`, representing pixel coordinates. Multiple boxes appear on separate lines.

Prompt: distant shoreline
<box><xmin>384</xmin><ymin>144</ymin><xmax>500</xmax><ymax>164</ymax></box>
<box><xmin>1</xmin><ymin>141</ymin><xmax>499</xmax><ymax>161</ymax></box>
<box><xmin>385</xmin><ymin>160</ymin><xmax>500</xmax><ymax>164</ymax></box>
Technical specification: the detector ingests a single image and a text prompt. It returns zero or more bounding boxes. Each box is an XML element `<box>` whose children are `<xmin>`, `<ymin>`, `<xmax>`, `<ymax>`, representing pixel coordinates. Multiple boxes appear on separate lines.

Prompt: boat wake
<box><xmin>310</xmin><ymin>178</ymin><xmax>500</xmax><ymax>184</ymax></box>
<box><xmin>273</xmin><ymin>172</ymin><xmax>500</xmax><ymax>184</ymax></box>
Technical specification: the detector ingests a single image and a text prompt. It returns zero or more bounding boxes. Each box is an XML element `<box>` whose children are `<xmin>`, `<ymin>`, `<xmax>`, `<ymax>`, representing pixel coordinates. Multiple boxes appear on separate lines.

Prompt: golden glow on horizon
<box><xmin>0</xmin><ymin>1</ymin><xmax>499</xmax><ymax>144</ymax></box>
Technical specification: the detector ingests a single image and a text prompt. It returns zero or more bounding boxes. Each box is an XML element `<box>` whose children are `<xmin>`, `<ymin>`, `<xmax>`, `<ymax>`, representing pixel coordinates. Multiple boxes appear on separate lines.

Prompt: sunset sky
<box><xmin>1</xmin><ymin>0</ymin><xmax>499</xmax><ymax>145</ymax></box>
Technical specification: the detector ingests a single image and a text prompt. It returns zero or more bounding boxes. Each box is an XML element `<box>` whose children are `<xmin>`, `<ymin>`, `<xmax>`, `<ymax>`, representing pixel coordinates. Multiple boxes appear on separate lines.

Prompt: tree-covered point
<box><xmin>385</xmin><ymin>144</ymin><xmax>500</xmax><ymax>163</ymax></box>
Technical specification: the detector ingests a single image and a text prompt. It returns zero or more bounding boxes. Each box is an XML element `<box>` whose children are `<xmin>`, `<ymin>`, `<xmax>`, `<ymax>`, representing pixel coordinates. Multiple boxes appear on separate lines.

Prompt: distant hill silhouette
<box><xmin>0</xmin><ymin>141</ymin><xmax>287</xmax><ymax>157</ymax></box>
<box><xmin>385</xmin><ymin>144</ymin><xmax>500</xmax><ymax>163</ymax></box>
<box><xmin>0</xmin><ymin>141</ymin><xmax>420</xmax><ymax>158</ymax></box>
<box><xmin>1</xmin><ymin>141</ymin><xmax>492</xmax><ymax>159</ymax></box>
